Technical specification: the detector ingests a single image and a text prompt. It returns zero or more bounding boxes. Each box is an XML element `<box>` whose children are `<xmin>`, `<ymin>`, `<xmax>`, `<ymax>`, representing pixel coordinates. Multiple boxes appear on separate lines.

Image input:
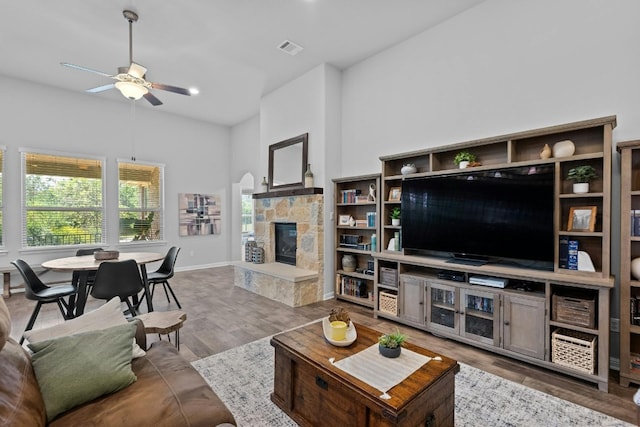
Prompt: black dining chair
<box><xmin>90</xmin><ymin>259</ymin><xmax>144</xmax><ymax>317</ymax></box>
<box><xmin>11</xmin><ymin>259</ymin><xmax>78</xmax><ymax>344</ymax></box>
<box><xmin>145</xmin><ymin>246</ymin><xmax>181</xmax><ymax>309</ymax></box>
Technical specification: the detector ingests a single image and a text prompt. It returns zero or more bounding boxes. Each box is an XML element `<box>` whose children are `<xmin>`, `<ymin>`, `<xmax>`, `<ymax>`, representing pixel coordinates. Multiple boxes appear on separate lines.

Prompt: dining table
<box><xmin>41</xmin><ymin>251</ymin><xmax>165</xmax><ymax>317</ymax></box>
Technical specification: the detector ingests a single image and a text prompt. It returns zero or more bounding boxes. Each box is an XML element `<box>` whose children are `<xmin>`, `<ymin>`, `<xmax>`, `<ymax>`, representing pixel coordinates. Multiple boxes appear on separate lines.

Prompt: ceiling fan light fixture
<box><xmin>115</xmin><ymin>81</ymin><xmax>148</xmax><ymax>100</ymax></box>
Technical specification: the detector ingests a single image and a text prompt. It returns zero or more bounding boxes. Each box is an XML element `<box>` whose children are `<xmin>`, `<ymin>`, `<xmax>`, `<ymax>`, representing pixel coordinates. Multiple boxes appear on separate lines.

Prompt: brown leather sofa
<box><xmin>0</xmin><ymin>296</ymin><xmax>236</xmax><ymax>426</ymax></box>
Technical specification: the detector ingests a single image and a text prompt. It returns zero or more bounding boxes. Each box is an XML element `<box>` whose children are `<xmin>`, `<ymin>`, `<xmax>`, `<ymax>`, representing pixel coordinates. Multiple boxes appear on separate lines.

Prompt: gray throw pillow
<box><xmin>28</xmin><ymin>322</ymin><xmax>138</xmax><ymax>421</ymax></box>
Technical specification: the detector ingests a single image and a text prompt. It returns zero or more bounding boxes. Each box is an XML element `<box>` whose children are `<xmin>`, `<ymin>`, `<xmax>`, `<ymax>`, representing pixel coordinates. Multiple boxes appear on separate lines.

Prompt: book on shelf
<box><xmin>632</xmin><ymin>296</ymin><xmax>640</xmax><ymax>325</ymax></box>
<box><xmin>340</xmin><ymin>189</ymin><xmax>361</xmax><ymax>204</ymax></box>
<box><xmin>559</xmin><ymin>237</ymin><xmax>579</xmax><ymax>270</ymax></box>
<box><xmin>355</xmin><ymin>195</ymin><xmax>370</xmax><ymax>203</ymax></box>
<box><xmin>366</xmin><ymin>211</ymin><xmax>376</xmax><ymax>227</ymax></box>
<box><xmin>355</xmin><ymin>219</ymin><xmax>368</xmax><ymax>227</ymax></box>
<box><xmin>632</xmin><ymin>210</ymin><xmax>640</xmax><ymax>236</ymax></box>
<box><xmin>339</xmin><ymin>274</ymin><xmax>369</xmax><ymax>298</ymax></box>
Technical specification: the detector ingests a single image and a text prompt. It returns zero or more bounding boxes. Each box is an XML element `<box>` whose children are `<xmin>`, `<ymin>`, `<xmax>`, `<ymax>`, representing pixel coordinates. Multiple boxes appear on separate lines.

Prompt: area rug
<box><xmin>192</xmin><ymin>335</ymin><xmax>633</xmax><ymax>427</ymax></box>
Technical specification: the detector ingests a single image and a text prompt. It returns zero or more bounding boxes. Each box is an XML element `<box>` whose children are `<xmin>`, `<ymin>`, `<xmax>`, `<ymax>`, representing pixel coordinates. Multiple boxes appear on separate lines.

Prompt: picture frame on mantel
<box><xmin>268</xmin><ymin>133</ymin><xmax>308</xmax><ymax>192</ymax></box>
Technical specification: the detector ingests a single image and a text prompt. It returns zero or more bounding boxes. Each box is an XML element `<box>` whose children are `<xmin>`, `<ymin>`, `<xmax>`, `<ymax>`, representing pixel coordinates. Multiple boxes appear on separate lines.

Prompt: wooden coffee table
<box><xmin>270</xmin><ymin>321</ymin><xmax>459</xmax><ymax>427</ymax></box>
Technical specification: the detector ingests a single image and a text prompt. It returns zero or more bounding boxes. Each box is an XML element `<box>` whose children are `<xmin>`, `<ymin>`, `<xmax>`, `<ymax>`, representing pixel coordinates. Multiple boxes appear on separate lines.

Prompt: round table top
<box><xmin>41</xmin><ymin>251</ymin><xmax>165</xmax><ymax>271</ymax></box>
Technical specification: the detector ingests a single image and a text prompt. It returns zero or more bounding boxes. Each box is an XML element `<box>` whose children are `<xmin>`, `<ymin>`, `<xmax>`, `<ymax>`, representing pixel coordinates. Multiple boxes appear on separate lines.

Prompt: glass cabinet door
<box><xmin>427</xmin><ymin>282</ymin><xmax>459</xmax><ymax>334</ymax></box>
<box><xmin>460</xmin><ymin>288</ymin><xmax>500</xmax><ymax>346</ymax></box>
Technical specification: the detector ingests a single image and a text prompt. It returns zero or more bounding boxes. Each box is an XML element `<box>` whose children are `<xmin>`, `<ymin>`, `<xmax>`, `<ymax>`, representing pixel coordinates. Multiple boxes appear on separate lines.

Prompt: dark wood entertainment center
<box><xmin>334</xmin><ymin>116</ymin><xmax>616</xmax><ymax>391</ymax></box>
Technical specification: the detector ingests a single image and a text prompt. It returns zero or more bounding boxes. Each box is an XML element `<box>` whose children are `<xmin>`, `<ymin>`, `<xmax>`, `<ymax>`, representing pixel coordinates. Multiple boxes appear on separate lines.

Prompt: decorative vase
<box><xmin>391</xmin><ymin>218</ymin><xmax>400</xmax><ymax>226</ymax></box>
<box><xmin>342</xmin><ymin>254</ymin><xmax>356</xmax><ymax>272</ymax></box>
<box><xmin>304</xmin><ymin>163</ymin><xmax>314</xmax><ymax>188</ymax></box>
<box><xmin>631</xmin><ymin>258</ymin><xmax>640</xmax><ymax>280</ymax></box>
<box><xmin>540</xmin><ymin>143</ymin><xmax>552</xmax><ymax>159</ymax></box>
<box><xmin>573</xmin><ymin>183</ymin><xmax>589</xmax><ymax>194</ymax></box>
<box><xmin>379</xmin><ymin>344</ymin><xmax>401</xmax><ymax>358</ymax></box>
<box><xmin>459</xmin><ymin>161</ymin><xmax>469</xmax><ymax>169</ymax></box>
<box><xmin>552</xmin><ymin>140</ymin><xmax>575</xmax><ymax>158</ymax></box>
<box><xmin>261</xmin><ymin>176</ymin><xmax>268</xmax><ymax>192</ymax></box>
<box><xmin>401</xmin><ymin>164</ymin><xmax>417</xmax><ymax>175</ymax></box>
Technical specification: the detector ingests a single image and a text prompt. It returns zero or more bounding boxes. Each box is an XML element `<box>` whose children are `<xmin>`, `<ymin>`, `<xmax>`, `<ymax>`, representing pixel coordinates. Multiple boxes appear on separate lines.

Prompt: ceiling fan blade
<box><xmin>61</xmin><ymin>62</ymin><xmax>114</xmax><ymax>78</ymax></box>
<box><xmin>143</xmin><ymin>92</ymin><xmax>163</xmax><ymax>106</ymax></box>
<box><xmin>86</xmin><ymin>83</ymin><xmax>115</xmax><ymax>93</ymax></box>
<box><xmin>127</xmin><ymin>62</ymin><xmax>147</xmax><ymax>79</ymax></box>
<box><xmin>150</xmin><ymin>82</ymin><xmax>191</xmax><ymax>96</ymax></box>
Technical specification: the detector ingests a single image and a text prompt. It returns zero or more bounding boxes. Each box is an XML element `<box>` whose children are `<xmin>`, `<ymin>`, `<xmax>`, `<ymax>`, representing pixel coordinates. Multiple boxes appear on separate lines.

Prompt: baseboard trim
<box><xmin>175</xmin><ymin>262</ymin><xmax>231</xmax><ymax>272</ymax></box>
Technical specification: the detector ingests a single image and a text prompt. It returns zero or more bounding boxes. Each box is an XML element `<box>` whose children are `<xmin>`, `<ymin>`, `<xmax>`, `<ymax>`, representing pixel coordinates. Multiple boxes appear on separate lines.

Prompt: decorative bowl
<box><xmin>322</xmin><ymin>317</ymin><xmax>357</xmax><ymax>347</ymax></box>
<box><xmin>94</xmin><ymin>250</ymin><xmax>119</xmax><ymax>261</ymax></box>
<box><xmin>552</xmin><ymin>140</ymin><xmax>575</xmax><ymax>158</ymax></box>
<box><xmin>401</xmin><ymin>164</ymin><xmax>417</xmax><ymax>175</ymax></box>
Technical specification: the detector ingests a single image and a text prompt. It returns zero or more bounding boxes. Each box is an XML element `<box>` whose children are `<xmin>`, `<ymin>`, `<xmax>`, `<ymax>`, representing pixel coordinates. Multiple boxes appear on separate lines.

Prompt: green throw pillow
<box><xmin>28</xmin><ymin>322</ymin><xmax>138</xmax><ymax>421</ymax></box>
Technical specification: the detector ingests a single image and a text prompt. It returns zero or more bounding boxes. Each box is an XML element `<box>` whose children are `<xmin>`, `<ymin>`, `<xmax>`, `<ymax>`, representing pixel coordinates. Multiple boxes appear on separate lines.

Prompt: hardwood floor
<box><xmin>4</xmin><ymin>265</ymin><xmax>638</xmax><ymax>425</ymax></box>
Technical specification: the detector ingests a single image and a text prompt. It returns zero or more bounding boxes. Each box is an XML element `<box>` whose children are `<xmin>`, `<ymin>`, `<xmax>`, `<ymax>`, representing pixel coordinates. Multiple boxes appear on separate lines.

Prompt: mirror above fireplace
<box><xmin>268</xmin><ymin>133</ymin><xmax>308</xmax><ymax>191</ymax></box>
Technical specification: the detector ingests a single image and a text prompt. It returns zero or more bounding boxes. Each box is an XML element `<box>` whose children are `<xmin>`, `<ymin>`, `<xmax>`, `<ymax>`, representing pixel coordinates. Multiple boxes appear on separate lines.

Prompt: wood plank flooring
<box><xmin>4</xmin><ymin>265</ymin><xmax>638</xmax><ymax>425</ymax></box>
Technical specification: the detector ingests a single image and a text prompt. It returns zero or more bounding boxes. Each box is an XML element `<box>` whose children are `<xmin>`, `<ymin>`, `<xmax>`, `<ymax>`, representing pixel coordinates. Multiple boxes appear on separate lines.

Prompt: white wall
<box><xmin>342</xmin><ymin>0</ymin><xmax>640</xmax><ymax>173</ymax></box>
<box><xmin>0</xmin><ymin>75</ymin><xmax>232</xmax><ymax>274</ymax></box>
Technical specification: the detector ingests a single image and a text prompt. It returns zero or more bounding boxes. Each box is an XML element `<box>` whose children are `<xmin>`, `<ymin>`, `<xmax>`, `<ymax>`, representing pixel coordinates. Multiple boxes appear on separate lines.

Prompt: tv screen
<box><xmin>401</xmin><ymin>165</ymin><xmax>555</xmax><ymax>269</ymax></box>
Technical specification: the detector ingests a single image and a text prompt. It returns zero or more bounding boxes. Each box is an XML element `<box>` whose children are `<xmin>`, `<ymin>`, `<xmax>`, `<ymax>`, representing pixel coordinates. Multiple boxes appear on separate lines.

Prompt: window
<box><xmin>119</xmin><ymin>160</ymin><xmax>164</xmax><ymax>242</ymax></box>
<box><xmin>22</xmin><ymin>151</ymin><xmax>104</xmax><ymax>248</ymax></box>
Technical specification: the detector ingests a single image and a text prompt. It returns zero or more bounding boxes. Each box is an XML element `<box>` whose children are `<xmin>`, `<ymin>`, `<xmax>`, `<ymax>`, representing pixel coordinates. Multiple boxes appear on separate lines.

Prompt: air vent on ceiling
<box><xmin>277</xmin><ymin>40</ymin><xmax>304</xmax><ymax>56</ymax></box>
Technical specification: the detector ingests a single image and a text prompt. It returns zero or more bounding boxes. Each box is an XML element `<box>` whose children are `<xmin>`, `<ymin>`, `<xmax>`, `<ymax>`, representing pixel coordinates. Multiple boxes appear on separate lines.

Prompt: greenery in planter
<box><xmin>454</xmin><ymin>150</ymin><xmax>476</xmax><ymax>165</ymax></box>
<box><xmin>378</xmin><ymin>329</ymin><xmax>407</xmax><ymax>349</ymax></box>
<box><xmin>566</xmin><ymin>165</ymin><xmax>598</xmax><ymax>183</ymax></box>
<box><xmin>390</xmin><ymin>207</ymin><xmax>401</xmax><ymax>220</ymax></box>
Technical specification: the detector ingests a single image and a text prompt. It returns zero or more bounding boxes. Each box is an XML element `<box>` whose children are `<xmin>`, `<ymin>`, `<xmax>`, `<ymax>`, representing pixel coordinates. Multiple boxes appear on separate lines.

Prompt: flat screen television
<box><xmin>401</xmin><ymin>165</ymin><xmax>555</xmax><ymax>270</ymax></box>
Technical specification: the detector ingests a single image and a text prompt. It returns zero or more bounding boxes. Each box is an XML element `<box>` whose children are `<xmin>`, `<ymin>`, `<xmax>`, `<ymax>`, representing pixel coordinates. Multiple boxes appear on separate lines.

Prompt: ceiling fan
<box><xmin>61</xmin><ymin>9</ymin><xmax>192</xmax><ymax>106</ymax></box>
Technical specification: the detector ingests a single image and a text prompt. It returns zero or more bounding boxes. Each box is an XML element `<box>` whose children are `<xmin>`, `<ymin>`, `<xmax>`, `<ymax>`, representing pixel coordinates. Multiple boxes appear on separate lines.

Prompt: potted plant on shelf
<box><xmin>567</xmin><ymin>165</ymin><xmax>598</xmax><ymax>194</ymax></box>
<box><xmin>378</xmin><ymin>329</ymin><xmax>407</xmax><ymax>358</ymax></box>
<box><xmin>390</xmin><ymin>207</ymin><xmax>401</xmax><ymax>226</ymax></box>
<box><xmin>454</xmin><ymin>151</ymin><xmax>476</xmax><ymax>169</ymax></box>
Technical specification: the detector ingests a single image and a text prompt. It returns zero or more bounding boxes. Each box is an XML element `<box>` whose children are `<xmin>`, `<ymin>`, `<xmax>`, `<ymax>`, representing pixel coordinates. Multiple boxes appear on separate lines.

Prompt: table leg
<box><xmin>140</xmin><ymin>265</ymin><xmax>154</xmax><ymax>312</ymax></box>
<box><xmin>73</xmin><ymin>271</ymin><xmax>90</xmax><ymax>317</ymax></box>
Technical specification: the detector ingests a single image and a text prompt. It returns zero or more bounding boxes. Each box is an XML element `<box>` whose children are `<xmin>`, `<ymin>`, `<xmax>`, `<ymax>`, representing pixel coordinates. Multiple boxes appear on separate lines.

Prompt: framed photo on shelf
<box><xmin>388</xmin><ymin>187</ymin><xmax>402</xmax><ymax>202</ymax></box>
<box><xmin>568</xmin><ymin>206</ymin><xmax>597</xmax><ymax>232</ymax></box>
<box><xmin>338</xmin><ymin>215</ymin><xmax>351</xmax><ymax>226</ymax></box>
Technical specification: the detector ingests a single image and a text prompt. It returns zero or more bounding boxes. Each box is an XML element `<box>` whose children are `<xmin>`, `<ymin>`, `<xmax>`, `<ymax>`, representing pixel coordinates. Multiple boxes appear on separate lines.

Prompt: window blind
<box><xmin>118</xmin><ymin>160</ymin><xmax>164</xmax><ymax>242</ymax></box>
<box><xmin>22</xmin><ymin>151</ymin><xmax>105</xmax><ymax>248</ymax></box>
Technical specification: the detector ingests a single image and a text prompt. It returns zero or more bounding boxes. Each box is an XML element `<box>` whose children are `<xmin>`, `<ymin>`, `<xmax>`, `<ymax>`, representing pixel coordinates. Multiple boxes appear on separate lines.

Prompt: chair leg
<box><xmin>20</xmin><ymin>302</ymin><xmax>43</xmax><ymax>344</ymax></box>
<box><xmin>56</xmin><ymin>299</ymin><xmax>73</xmax><ymax>320</ymax></box>
<box><xmin>124</xmin><ymin>299</ymin><xmax>137</xmax><ymax>317</ymax></box>
<box><xmin>161</xmin><ymin>281</ymin><xmax>171</xmax><ymax>303</ymax></box>
<box><xmin>165</xmin><ymin>282</ymin><xmax>182</xmax><ymax>309</ymax></box>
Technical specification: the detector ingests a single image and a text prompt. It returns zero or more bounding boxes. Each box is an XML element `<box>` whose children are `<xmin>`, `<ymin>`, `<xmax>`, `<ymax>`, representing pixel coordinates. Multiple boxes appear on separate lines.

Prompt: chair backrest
<box><xmin>90</xmin><ymin>259</ymin><xmax>143</xmax><ymax>300</ymax></box>
<box><xmin>156</xmin><ymin>246</ymin><xmax>181</xmax><ymax>277</ymax></box>
<box><xmin>76</xmin><ymin>247</ymin><xmax>104</xmax><ymax>256</ymax></box>
<box><xmin>11</xmin><ymin>259</ymin><xmax>49</xmax><ymax>300</ymax></box>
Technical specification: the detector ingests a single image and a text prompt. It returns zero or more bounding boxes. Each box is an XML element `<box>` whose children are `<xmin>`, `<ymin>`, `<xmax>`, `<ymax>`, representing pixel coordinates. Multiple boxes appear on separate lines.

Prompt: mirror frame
<box><xmin>268</xmin><ymin>133</ymin><xmax>308</xmax><ymax>191</ymax></box>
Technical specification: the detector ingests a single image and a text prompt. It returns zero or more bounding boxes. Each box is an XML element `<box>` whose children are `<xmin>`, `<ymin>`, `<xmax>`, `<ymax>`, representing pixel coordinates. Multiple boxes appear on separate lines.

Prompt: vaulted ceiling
<box><xmin>0</xmin><ymin>1</ymin><xmax>485</xmax><ymax>126</ymax></box>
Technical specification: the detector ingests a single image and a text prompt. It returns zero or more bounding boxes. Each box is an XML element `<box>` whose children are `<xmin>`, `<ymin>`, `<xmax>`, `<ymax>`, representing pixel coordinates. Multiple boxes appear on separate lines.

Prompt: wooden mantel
<box><xmin>253</xmin><ymin>187</ymin><xmax>323</xmax><ymax>199</ymax></box>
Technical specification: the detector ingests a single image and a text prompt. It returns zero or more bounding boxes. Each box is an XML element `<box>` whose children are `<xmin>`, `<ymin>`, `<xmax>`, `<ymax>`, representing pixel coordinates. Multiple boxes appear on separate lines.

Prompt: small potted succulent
<box><xmin>567</xmin><ymin>165</ymin><xmax>598</xmax><ymax>194</ymax></box>
<box><xmin>390</xmin><ymin>207</ymin><xmax>401</xmax><ymax>226</ymax></box>
<box><xmin>378</xmin><ymin>329</ymin><xmax>407</xmax><ymax>358</ymax></box>
<box><xmin>454</xmin><ymin>151</ymin><xmax>476</xmax><ymax>169</ymax></box>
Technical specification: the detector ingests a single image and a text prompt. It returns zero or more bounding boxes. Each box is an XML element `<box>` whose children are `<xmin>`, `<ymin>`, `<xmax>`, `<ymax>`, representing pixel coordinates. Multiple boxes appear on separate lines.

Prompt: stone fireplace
<box><xmin>234</xmin><ymin>190</ymin><xmax>324</xmax><ymax>307</ymax></box>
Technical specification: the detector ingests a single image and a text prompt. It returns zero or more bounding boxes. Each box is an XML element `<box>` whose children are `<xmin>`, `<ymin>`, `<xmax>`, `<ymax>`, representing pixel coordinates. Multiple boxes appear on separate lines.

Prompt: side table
<box><xmin>135</xmin><ymin>310</ymin><xmax>187</xmax><ymax>350</ymax></box>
